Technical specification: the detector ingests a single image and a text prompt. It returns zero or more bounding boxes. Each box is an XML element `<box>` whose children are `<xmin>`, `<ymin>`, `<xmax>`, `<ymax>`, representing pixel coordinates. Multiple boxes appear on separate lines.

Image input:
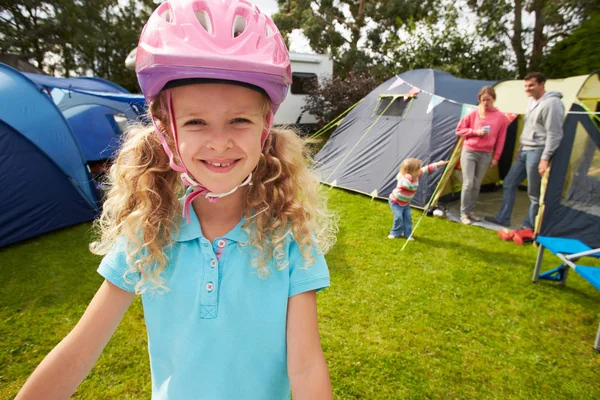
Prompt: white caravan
<box><xmin>275</xmin><ymin>52</ymin><xmax>333</xmax><ymax>129</ymax></box>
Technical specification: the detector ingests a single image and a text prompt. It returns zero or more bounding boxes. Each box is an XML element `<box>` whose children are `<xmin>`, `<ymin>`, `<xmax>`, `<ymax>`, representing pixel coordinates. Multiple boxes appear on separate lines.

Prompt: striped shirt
<box><xmin>389</xmin><ymin>164</ymin><xmax>438</xmax><ymax>206</ymax></box>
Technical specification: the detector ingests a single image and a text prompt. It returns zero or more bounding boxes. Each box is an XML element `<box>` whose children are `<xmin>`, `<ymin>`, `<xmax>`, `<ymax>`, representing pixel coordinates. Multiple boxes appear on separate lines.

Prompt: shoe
<box><xmin>461</xmin><ymin>216</ymin><xmax>472</xmax><ymax>225</ymax></box>
<box><xmin>498</xmin><ymin>228</ymin><xmax>515</xmax><ymax>241</ymax></box>
<box><xmin>406</xmin><ymin>236</ymin><xmax>415</xmax><ymax>241</ymax></box>
<box><xmin>469</xmin><ymin>213</ymin><xmax>481</xmax><ymax>222</ymax></box>
<box><xmin>484</xmin><ymin>216</ymin><xmax>509</xmax><ymax>226</ymax></box>
<box><xmin>388</xmin><ymin>234</ymin><xmax>399</xmax><ymax>239</ymax></box>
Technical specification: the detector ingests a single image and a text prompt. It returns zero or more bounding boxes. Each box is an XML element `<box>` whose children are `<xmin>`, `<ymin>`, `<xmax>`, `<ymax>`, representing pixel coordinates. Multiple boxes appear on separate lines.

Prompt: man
<box><xmin>486</xmin><ymin>72</ymin><xmax>565</xmax><ymax>229</ymax></box>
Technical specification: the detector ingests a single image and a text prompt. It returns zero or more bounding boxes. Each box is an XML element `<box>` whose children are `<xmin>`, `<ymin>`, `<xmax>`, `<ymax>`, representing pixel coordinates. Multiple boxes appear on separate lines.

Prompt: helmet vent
<box><xmin>232</xmin><ymin>15</ymin><xmax>247</xmax><ymax>38</ymax></box>
<box><xmin>265</xmin><ymin>23</ymin><xmax>273</xmax><ymax>37</ymax></box>
<box><xmin>195</xmin><ymin>10</ymin><xmax>213</xmax><ymax>33</ymax></box>
<box><xmin>158</xmin><ymin>3</ymin><xmax>173</xmax><ymax>23</ymax></box>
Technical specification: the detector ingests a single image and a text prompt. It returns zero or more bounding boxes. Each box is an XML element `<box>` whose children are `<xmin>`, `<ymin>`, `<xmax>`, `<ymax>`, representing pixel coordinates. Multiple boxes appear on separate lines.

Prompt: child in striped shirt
<box><xmin>388</xmin><ymin>158</ymin><xmax>449</xmax><ymax>239</ymax></box>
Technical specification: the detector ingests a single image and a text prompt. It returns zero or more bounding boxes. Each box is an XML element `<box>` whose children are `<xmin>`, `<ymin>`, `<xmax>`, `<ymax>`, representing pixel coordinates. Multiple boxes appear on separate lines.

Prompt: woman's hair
<box><xmin>398</xmin><ymin>158</ymin><xmax>422</xmax><ymax>178</ymax></box>
<box><xmin>90</xmin><ymin>91</ymin><xmax>337</xmax><ymax>293</ymax></box>
<box><xmin>478</xmin><ymin>86</ymin><xmax>496</xmax><ymax>119</ymax></box>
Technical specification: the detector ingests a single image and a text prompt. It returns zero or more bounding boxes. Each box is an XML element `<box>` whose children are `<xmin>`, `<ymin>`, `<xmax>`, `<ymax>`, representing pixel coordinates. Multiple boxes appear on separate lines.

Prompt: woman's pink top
<box><xmin>456</xmin><ymin>107</ymin><xmax>508</xmax><ymax>161</ymax></box>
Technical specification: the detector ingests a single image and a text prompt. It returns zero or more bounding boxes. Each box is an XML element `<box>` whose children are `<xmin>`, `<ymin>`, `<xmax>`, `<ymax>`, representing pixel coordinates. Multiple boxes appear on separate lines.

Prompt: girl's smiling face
<box><xmin>171</xmin><ymin>83</ymin><xmax>268</xmax><ymax>194</ymax></box>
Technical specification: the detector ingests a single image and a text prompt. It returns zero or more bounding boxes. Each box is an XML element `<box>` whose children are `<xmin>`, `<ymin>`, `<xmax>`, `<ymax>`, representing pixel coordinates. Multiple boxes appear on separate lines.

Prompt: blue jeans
<box><xmin>389</xmin><ymin>199</ymin><xmax>412</xmax><ymax>237</ymax></box>
<box><xmin>495</xmin><ymin>148</ymin><xmax>543</xmax><ymax>229</ymax></box>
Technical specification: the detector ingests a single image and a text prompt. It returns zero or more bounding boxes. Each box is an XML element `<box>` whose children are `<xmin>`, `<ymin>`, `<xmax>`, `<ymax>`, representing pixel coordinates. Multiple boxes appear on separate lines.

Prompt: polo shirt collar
<box><xmin>173</xmin><ymin>204</ymin><xmax>202</xmax><ymax>242</ymax></box>
<box><xmin>172</xmin><ymin>202</ymin><xmax>249</xmax><ymax>244</ymax></box>
<box><xmin>222</xmin><ymin>217</ymin><xmax>249</xmax><ymax>243</ymax></box>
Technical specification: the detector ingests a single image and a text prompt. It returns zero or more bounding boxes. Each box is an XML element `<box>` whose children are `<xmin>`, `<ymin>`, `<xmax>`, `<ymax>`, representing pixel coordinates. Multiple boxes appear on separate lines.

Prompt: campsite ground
<box><xmin>1</xmin><ymin>188</ymin><xmax>599</xmax><ymax>399</ymax></box>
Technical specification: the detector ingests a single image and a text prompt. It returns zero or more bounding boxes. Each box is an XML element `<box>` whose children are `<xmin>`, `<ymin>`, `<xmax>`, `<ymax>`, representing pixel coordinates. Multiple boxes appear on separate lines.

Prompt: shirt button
<box><xmin>217</xmin><ymin>239</ymin><xmax>226</xmax><ymax>248</ymax></box>
<box><xmin>210</xmin><ymin>259</ymin><xmax>217</xmax><ymax>268</ymax></box>
<box><xmin>206</xmin><ymin>282</ymin><xmax>214</xmax><ymax>292</ymax></box>
<box><xmin>202</xmin><ymin>242</ymin><xmax>209</xmax><ymax>248</ymax></box>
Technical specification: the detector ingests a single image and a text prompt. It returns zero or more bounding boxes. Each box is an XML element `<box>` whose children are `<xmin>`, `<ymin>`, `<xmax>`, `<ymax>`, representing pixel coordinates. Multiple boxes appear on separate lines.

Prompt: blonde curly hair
<box><xmin>90</xmin><ymin>92</ymin><xmax>337</xmax><ymax>293</ymax></box>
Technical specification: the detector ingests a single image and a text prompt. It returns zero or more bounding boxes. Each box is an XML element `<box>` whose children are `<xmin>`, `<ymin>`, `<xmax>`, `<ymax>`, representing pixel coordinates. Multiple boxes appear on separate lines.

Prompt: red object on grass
<box><xmin>498</xmin><ymin>229</ymin><xmax>514</xmax><ymax>241</ymax></box>
<box><xmin>512</xmin><ymin>228</ymin><xmax>534</xmax><ymax>245</ymax></box>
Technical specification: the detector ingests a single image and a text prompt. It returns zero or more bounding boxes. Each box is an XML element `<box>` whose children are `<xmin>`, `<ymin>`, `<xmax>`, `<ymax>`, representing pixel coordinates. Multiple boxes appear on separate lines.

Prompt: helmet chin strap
<box><xmin>183</xmin><ymin>172</ymin><xmax>253</xmax><ymax>199</ymax></box>
<box><xmin>205</xmin><ymin>173</ymin><xmax>253</xmax><ymax>199</ymax></box>
<box><xmin>181</xmin><ymin>172</ymin><xmax>253</xmax><ymax>224</ymax></box>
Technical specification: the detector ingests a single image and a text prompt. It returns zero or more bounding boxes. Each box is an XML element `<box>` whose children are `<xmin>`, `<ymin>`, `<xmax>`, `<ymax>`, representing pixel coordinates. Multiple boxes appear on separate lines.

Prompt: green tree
<box><xmin>0</xmin><ymin>0</ymin><xmax>154</xmax><ymax>92</ymax></box>
<box><xmin>109</xmin><ymin>1</ymin><xmax>155</xmax><ymax>91</ymax></box>
<box><xmin>543</xmin><ymin>13</ymin><xmax>600</xmax><ymax>78</ymax></box>
<box><xmin>53</xmin><ymin>0</ymin><xmax>155</xmax><ymax>91</ymax></box>
<box><xmin>369</xmin><ymin>5</ymin><xmax>510</xmax><ymax>81</ymax></box>
<box><xmin>273</xmin><ymin>1</ymin><xmax>509</xmax><ymax>80</ymax></box>
<box><xmin>273</xmin><ymin>0</ymin><xmax>438</xmax><ymax>77</ymax></box>
<box><xmin>303</xmin><ymin>71</ymin><xmax>379</xmax><ymax>125</ymax></box>
<box><xmin>466</xmin><ymin>0</ymin><xmax>600</xmax><ymax>77</ymax></box>
<box><xmin>0</xmin><ymin>0</ymin><xmax>60</xmax><ymax>69</ymax></box>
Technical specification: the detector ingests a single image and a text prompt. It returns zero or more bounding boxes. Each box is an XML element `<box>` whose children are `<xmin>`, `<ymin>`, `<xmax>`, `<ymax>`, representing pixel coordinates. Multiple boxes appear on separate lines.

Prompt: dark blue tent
<box><xmin>539</xmin><ymin>103</ymin><xmax>600</xmax><ymax>248</ymax></box>
<box><xmin>0</xmin><ymin>63</ymin><xmax>99</xmax><ymax>247</ymax></box>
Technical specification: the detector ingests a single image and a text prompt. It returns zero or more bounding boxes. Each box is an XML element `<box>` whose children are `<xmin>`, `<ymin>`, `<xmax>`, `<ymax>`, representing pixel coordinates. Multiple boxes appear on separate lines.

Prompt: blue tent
<box><xmin>51</xmin><ymin>89</ymin><xmax>146</xmax><ymax>161</ymax></box>
<box><xmin>0</xmin><ymin>63</ymin><xmax>99</xmax><ymax>247</ymax></box>
<box><xmin>24</xmin><ymin>72</ymin><xmax>146</xmax><ymax>162</ymax></box>
<box><xmin>62</xmin><ymin>104</ymin><xmax>126</xmax><ymax>162</ymax></box>
<box><xmin>23</xmin><ymin>72</ymin><xmax>130</xmax><ymax>93</ymax></box>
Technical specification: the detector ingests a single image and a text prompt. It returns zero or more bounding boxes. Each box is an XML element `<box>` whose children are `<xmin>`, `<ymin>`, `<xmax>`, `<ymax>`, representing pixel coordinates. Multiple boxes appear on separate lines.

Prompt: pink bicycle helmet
<box><xmin>135</xmin><ymin>0</ymin><xmax>291</xmax><ymax>112</ymax></box>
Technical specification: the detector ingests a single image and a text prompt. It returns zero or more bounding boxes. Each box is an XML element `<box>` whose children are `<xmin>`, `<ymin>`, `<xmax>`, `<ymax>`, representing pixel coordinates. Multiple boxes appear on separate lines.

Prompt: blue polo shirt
<box><xmin>97</xmin><ymin>206</ymin><xmax>330</xmax><ymax>400</ymax></box>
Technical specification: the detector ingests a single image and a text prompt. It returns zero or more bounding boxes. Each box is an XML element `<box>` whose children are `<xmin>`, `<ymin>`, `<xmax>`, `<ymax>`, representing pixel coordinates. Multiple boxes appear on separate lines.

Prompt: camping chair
<box><xmin>532</xmin><ymin>236</ymin><xmax>600</xmax><ymax>350</ymax></box>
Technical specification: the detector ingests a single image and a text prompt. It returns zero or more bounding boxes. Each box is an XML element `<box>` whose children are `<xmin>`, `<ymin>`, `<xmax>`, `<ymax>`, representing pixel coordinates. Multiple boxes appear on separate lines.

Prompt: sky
<box><xmin>252</xmin><ymin>0</ymin><xmax>278</xmax><ymax>16</ymax></box>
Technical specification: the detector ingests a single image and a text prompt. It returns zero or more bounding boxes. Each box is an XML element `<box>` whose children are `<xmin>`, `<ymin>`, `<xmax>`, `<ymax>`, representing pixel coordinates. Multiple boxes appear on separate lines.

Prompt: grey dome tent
<box><xmin>314</xmin><ymin>69</ymin><xmax>495</xmax><ymax>207</ymax></box>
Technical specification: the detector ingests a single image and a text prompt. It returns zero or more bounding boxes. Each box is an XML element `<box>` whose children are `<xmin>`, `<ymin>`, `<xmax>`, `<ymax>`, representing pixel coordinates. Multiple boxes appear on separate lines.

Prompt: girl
<box><xmin>388</xmin><ymin>158</ymin><xmax>448</xmax><ymax>239</ymax></box>
<box><xmin>456</xmin><ymin>86</ymin><xmax>508</xmax><ymax>225</ymax></box>
<box><xmin>16</xmin><ymin>1</ymin><xmax>336</xmax><ymax>399</ymax></box>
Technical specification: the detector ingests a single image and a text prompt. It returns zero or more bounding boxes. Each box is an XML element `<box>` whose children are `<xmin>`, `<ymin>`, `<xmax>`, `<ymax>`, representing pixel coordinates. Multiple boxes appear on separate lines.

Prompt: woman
<box><xmin>456</xmin><ymin>86</ymin><xmax>508</xmax><ymax>225</ymax></box>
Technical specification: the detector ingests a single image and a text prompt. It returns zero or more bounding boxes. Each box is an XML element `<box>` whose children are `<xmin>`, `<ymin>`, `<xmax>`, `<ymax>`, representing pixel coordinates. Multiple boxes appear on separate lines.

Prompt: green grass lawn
<box><xmin>2</xmin><ymin>188</ymin><xmax>599</xmax><ymax>399</ymax></box>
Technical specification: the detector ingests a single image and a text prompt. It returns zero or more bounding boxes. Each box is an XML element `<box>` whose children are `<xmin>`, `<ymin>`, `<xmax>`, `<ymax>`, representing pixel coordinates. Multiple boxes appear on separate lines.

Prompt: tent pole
<box><xmin>429</xmin><ymin>137</ymin><xmax>464</xmax><ymax>207</ymax></box>
<box><xmin>400</xmin><ymin>134</ymin><xmax>465</xmax><ymax>251</ymax></box>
